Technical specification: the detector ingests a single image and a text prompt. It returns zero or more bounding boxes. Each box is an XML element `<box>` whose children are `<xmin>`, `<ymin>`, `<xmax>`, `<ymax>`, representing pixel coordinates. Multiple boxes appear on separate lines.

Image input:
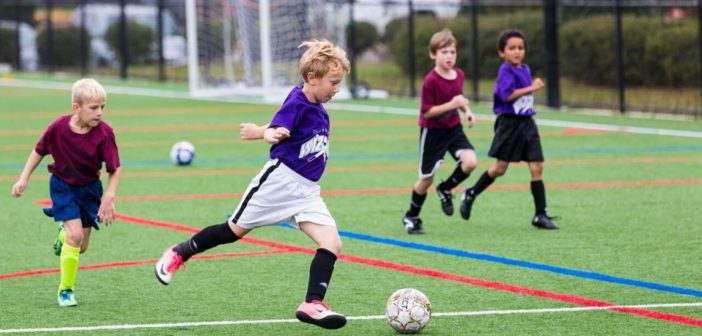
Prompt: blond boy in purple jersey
<box><xmin>155</xmin><ymin>40</ymin><xmax>350</xmax><ymax>330</ymax></box>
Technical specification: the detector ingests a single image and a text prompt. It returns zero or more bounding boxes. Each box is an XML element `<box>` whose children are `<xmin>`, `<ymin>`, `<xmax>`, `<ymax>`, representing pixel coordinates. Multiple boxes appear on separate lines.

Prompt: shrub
<box><xmin>36</xmin><ymin>24</ymin><xmax>88</xmax><ymax>67</ymax></box>
<box><xmin>560</xmin><ymin>15</ymin><xmax>675</xmax><ymax>86</ymax></box>
<box><xmin>105</xmin><ymin>20</ymin><xmax>154</xmax><ymax>64</ymax></box>
<box><xmin>347</xmin><ymin>20</ymin><xmax>379</xmax><ymax>56</ymax></box>
<box><xmin>0</xmin><ymin>28</ymin><xmax>17</xmax><ymax>65</ymax></box>
<box><xmin>644</xmin><ymin>22</ymin><xmax>700</xmax><ymax>87</ymax></box>
<box><xmin>388</xmin><ymin>11</ymin><xmax>543</xmax><ymax>80</ymax></box>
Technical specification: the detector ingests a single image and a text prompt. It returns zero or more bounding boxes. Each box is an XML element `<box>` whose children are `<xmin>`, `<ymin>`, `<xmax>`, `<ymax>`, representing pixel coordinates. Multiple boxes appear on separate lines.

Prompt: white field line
<box><xmin>3</xmin><ymin>79</ymin><xmax>702</xmax><ymax>139</ymax></box>
<box><xmin>1</xmin><ymin>302</ymin><xmax>701</xmax><ymax>334</ymax></box>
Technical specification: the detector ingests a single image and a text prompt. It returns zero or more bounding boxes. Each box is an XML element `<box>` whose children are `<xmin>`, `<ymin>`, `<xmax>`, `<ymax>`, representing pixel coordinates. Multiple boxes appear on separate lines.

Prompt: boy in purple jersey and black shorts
<box><xmin>459</xmin><ymin>29</ymin><xmax>559</xmax><ymax>230</ymax></box>
<box><xmin>155</xmin><ymin>40</ymin><xmax>350</xmax><ymax>330</ymax></box>
<box><xmin>12</xmin><ymin>78</ymin><xmax>122</xmax><ymax>306</ymax></box>
<box><xmin>402</xmin><ymin>29</ymin><xmax>478</xmax><ymax>234</ymax></box>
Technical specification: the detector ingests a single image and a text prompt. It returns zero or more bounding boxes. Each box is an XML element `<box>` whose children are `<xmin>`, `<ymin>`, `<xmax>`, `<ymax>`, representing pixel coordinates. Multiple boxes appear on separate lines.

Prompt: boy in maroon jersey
<box><xmin>12</xmin><ymin>78</ymin><xmax>122</xmax><ymax>306</ymax></box>
<box><xmin>402</xmin><ymin>29</ymin><xmax>478</xmax><ymax>234</ymax></box>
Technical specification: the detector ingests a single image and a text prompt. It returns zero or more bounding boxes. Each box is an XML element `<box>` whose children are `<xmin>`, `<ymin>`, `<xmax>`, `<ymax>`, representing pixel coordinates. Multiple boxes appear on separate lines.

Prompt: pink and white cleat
<box><xmin>295</xmin><ymin>300</ymin><xmax>347</xmax><ymax>329</ymax></box>
<box><xmin>154</xmin><ymin>245</ymin><xmax>184</xmax><ymax>285</ymax></box>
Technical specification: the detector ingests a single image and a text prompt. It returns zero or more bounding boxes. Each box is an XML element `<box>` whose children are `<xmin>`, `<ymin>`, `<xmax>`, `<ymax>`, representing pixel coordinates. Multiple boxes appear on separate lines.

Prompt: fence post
<box><xmin>470</xmin><ymin>0</ymin><xmax>479</xmax><ymax>102</ymax></box>
<box><xmin>348</xmin><ymin>0</ymin><xmax>358</xmax><ymax>98</ymax></box>
<box><xmin>79</xmin><ymin>0</ymin><xmax>86</xmax><ymax>75</ymax></box>
<box><xmin>543</xmin><ymin>0</ymin><xmax>560</xmax><ymax>109</ymax></box>
<box><xmin>14</xmin><ymin>0</ymin><xmax>22</xmax><ymax>70</ymax></box>
<box><xmin>698</xmin><ymin>0</ymin><xmax>702</xmax><ymax>112</ymax></box>
<box><xmin>157</xmin><ymin>0</ymin><xmax>165</xmax><ymax>82</ymax></box>
<box><xmin>119</xmin><ymin>0</ymin><xmax>128</xmax><ymax>79</ymax></box>
<box><xmin>46</xmin><ymin>0</ymin><xmax>54</xmax><ymax>73</ymax></box>
<box><xmin>614</xmin><ymin>0</ymin><xmax>625</xmax><ymax>113</ymax></box>
<box><xmin>408</xmin><ymin>0</ymin><xmax>416</xmax><ymax>97</ymax></box>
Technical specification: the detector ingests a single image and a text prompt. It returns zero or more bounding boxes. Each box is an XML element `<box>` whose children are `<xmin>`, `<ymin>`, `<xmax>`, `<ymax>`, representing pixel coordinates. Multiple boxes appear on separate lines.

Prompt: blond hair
<box><xmin>298</xmin><ymin>39</ymin><xmax>350</xmax><ymax>82</ymax></box>
<box><xmin>72</xmin><ymin>78</ymin><xmax>106</xmax><ymax>105</ymax></box>
<box><xmin>429</xmin><ymin>29</ymin><xmax>457</xmax><ymax>55</ymax></box>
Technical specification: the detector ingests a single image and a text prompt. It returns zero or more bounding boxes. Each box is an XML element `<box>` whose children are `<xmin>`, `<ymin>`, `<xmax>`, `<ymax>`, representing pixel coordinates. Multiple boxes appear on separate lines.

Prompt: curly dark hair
<box><xmin>497</xmin><ymin>29</ymin><xmax>527</xmax><ymax>52</ymax></box>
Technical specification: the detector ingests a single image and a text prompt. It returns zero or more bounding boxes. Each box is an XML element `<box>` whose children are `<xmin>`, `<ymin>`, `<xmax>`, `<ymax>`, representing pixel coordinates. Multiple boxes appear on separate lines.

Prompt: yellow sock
<box><xmin>58</xmin><ymin>243</ymin><xmax>80</xmax><ymax>291</ymax></box>
<box><xmin>59</xmin><ymin>223</ymin><xmax>66</xmax><ymax>244</ymax></box>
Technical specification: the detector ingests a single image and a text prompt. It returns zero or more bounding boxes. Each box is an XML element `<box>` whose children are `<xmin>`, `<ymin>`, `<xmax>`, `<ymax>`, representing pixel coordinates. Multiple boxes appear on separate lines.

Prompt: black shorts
<box><xmin>488</xmin><ymin>114</ymin><xmax>544</xmax><ymax>162</ymax></box>
<box><xmin>419</xmin><ymin>124</ymin><xmax>474</xmax><ymax>178</ymax></box>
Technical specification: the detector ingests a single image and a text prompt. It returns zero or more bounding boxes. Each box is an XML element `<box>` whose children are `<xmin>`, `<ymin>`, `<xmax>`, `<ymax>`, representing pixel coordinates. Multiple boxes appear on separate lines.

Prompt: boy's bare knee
<box><xmin>318</xmin><ymin>233</ymin><xmax>342</xmax><ymax>255</ymax></box>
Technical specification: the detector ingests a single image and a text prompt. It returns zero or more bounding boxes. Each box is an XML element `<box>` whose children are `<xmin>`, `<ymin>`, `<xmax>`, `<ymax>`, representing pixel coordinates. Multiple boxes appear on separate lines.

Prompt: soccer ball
<box><xmin>385</xmin><ymin>288</ymin><xmax>431</xmax><ymax>334</ymax></box>
<box><xmin>170</xmin><ymin>141</ymin><xmax>195</xmax><ymax>166</ymax></box>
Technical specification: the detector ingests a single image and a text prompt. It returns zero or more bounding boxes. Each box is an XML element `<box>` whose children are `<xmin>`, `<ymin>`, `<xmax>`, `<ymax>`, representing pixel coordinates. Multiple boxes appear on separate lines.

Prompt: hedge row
<box><xmin>36</xmin><ymin>25</ymin><xmax>86</xmax><ymax>67</ymax></box>
<box><xmin>0</xmin><ymin>28</ymin><xmax>18</xmax><ymax>65</ymax></box>
<box><xmin>560</xmin><ymin>15</ymin><xmax>700</xmax><ymax>86</ymax></box>
<box><xmin>388</xmin><ymin>12</ymin><xmax>545</xmax><ymax>81</ymax></box>
<box><xmin>388</xmin><ymin>12</ymin><xmax>700</xmax><ymax>87</ymax></box>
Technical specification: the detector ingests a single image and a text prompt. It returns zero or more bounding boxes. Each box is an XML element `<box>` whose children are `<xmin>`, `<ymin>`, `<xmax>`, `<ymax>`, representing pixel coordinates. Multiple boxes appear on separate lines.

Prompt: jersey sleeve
<box><xmin>420</xmin><ymin>76</ymin><xmax>436</xmax><ymax>114</ymax></box>
<box><xmin>34</xmin><ymin>121</ymin><xmax>56</xmax><ymax>156</ymax></box>
<box><xmin>100</xmin><ymin>129</ymin><xmax>121</xmax><ymax>173</ymax></box>
<box><xmin>269</xmin><ymin>101</ymin><xmax>300</xmax><ymax>131</ymax></box>
<box><xmin>494</xmin><ymin>66</ymin><xmax>516</xmax><ymax>102</ymax></box>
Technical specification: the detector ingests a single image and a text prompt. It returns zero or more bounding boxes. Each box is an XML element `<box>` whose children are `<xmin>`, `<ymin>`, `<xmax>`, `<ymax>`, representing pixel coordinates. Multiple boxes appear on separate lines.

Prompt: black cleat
<box><xmin>402</xmin><ymin>215</ymin><xmax>425</xmax><ymax>235</ymax></box>
<box><xmin>435</xmin><ymin>182</ymin><xmax>454</xmax><ymax>216</ymax></box>
<box><xmin>459</xmin><ymin>189</ymin><xmax>475</xmax><ymax>220</ymax></box>
<box><xmin>532</xmin><ymin>214</ymin><xmax>560</xmax><ymax>230</ymax></box>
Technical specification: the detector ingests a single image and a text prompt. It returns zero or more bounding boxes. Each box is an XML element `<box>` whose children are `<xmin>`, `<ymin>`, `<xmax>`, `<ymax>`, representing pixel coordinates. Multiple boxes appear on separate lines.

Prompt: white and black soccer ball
<box><xmin>170</xmin><ymin>141</ymin><xmax>195</xmax><ymax>166</ymax></box>
<box><xmin>385</xmin><ymin>288</ymin><xmax>432</xmax><ymax>334</ymax></box>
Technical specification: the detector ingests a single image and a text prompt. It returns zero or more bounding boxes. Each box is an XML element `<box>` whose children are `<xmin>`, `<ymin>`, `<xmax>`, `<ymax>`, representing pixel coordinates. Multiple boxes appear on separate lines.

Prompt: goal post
<box><xmin>185</xmin><ymin>0</ymin><xmax>349</xmax><ymax>102</ymax></box>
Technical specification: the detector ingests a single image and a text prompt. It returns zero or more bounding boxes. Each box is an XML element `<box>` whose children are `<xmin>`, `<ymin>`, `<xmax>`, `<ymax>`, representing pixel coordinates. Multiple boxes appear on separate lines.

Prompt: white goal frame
<box><xmin>185</xmin><ymin>0</ymin><xmax>350</xmax><ymax>102</ymax></box>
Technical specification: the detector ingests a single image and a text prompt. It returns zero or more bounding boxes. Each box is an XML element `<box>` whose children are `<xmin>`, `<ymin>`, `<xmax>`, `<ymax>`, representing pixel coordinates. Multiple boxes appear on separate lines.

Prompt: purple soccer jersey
<box><xmin>493</xmin><ymin>63</ymin><xmax>537</xmax><ymax>117</ymax></box>
<box><xmin>419</xmin><ymin>68</ymin><xmax>464</xmax><ymax>129</ymax></box>
<box><xmin>268</xmin><ymin>87</ymin><xmax>330</xmax><ymax>182</ymax></box>
<box><xmin>35</xmin><ymin>114</ymin><xmax>121</xmax><ymax>185</ymax></box>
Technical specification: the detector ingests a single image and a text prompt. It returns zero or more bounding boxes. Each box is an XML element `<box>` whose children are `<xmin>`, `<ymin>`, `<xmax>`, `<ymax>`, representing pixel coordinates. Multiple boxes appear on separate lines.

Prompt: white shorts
<box><xmin>229</xmin><ymin>159</ymin><xmax>336</xmax><ymax>229</ymax></box>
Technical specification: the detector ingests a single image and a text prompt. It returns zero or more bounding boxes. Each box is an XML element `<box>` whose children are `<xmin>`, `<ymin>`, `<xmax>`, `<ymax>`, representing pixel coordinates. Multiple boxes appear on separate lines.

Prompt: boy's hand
<box><xmin>97</xmin><ymin>197</ymin><xmax>116</xmax><ymax>226</ymax></box>
<box><xmin>450</xmin><ymin>95</ymin><xmax>470</xmax><ymax>110</ymax></box>
<box><xmin>240</xmin><ymin>123</ymin><xmax>265</xmax><ymax>140</ymax></box>
<box><xmin>531</xmin><ymin>78</ymin><xmax>545</xmax><ymax>91</ymax></box>
<box><xmin>11</xmin><ymin>179</ymin><xmax>27</xmax><ymax>198</ymax></box>
<box><xmin>464</xmin><ymin>109</ymin><xmax>476</xmax><ymax>128</ymax></box>
<box><xmin>263</xmin><ymin>127</ymin><xmax>290</xmax><ymax>144</ymax></box>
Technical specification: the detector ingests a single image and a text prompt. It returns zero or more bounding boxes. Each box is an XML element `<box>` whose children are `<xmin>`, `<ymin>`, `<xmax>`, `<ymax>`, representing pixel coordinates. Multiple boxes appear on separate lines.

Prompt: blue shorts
<box><xmin>48</xmin><ymin>174</ymin><xmax>102</xmax><ymax>230</ymax></box>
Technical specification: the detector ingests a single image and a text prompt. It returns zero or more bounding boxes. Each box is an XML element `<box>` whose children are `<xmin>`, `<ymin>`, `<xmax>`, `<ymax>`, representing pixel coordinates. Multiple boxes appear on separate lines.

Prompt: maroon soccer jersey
<box><xmin>418</xmin><ymin>68</ymin><xmax>464</xmax><ymax>129</ymax></box>
<box><xmin>35</xmin><ymin>115</ymin><xmax>120</xmax><ymax>185</ymax></box>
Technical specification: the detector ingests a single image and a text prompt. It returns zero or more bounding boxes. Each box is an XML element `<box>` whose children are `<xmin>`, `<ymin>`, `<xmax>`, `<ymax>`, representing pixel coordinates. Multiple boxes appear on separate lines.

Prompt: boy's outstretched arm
<box><xmin>98</xmin><ymin>166</ymin><xmax>121</xmax><ymax>226</ymax></box>
<box><xmin>423</xmin><ymin>95</ymin><xmax>470</xmax><ymax>119</ymax></box>
<box><xmin>240</xmin><ymin>123</ymin><xmax>270</xmax><ymax>140</ymax></box>
<box><xmin>11</xmin><ymin>150</ymin><xmax>44</xmax><ymax>198</ymax></box>
<box><xmin>263</xmin><ymin>126</ymin><xmax>291</xmax><ymax>145</ymax></box>
<box><xmin>506</xmin><ymin>78</ymin><xmax>545</xmax><ymax>102</ymax></box>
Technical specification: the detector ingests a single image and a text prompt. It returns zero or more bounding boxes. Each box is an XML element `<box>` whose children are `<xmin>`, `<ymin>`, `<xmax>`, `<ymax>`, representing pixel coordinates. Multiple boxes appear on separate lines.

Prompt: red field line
<box><xmin>0</xmin><ymin>250</ymin><xmax>291</xmax><ymax>281</ymax></box>
<box><xmin>116</xmin><ymin>214</ymin><xmax>702</xmax><ymax>329</ymax></box>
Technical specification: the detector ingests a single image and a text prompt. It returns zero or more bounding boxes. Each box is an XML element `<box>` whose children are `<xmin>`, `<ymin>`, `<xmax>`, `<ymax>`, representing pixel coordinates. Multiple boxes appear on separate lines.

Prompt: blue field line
<box><xmin>2</xmin><ymin>145</ymin><xmax>701</xmax><ymax>170</ymax></box>
<box><xmin>278</xmin><ymin>223</ymin><xmax>702</xmax><ymax>298</ymax></box>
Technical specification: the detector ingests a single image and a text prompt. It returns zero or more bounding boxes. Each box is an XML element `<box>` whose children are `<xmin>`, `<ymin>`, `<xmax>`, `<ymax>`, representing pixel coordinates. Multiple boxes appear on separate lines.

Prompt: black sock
<box><xmin>441</xmin><ymin>164</ymin><xmax>470</xmax><ymax>190</ymax></box>
<box><xmin>406</xmin><ymin>190</ymin><xmax>427</xmax><ymax>217</ymax></box>
<box><xmin>306</xmin><ymin>248</ymin><xmax>337</xmax><ymax>302</ymax></box>
<box><xmin>471</xmin><ymin>171</ymin><xmax>495</xmax><ymax>196</ymax></box>
<box><xmin>174</xmin><ymin>222</ymin><xmax>239</xmax><ymax>261</ymax></box>
<box><xmin>531</xmin><ymin>180</ymin><xmax>547</xmax><ymax>215</ymax></box>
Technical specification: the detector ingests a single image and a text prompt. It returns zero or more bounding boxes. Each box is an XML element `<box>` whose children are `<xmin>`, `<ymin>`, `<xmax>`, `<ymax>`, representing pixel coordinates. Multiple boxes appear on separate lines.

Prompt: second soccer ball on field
<box><xmin>170</xmin><ymin>141</ymin><xmax>195</xmax><ymax>166</ymax></box>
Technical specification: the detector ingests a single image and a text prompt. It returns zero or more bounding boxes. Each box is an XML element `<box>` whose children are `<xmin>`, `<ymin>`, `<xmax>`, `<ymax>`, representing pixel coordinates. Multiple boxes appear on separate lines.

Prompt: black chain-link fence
<box><xmin>1</xmin><ymin>0</ymin><xmax>700</xmax><ymax>115</ymax></box>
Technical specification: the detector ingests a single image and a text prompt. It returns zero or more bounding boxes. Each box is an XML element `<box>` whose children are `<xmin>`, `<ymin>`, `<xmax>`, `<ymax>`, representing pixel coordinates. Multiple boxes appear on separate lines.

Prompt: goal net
<box><xmin>185</xmin><ymin>0</ymin><xmax>348</xmax><ymax>102</ymax></box>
